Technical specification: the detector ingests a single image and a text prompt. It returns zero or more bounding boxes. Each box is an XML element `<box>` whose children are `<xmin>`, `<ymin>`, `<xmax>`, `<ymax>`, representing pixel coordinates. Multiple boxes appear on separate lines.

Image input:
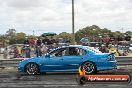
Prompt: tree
<box><xmin>125</xmin><ymin>31</ymin><xmax>132</xmax><ymax>36</ymax></box>
<box><xmin>124</xmin><ymin>31</ymin><xmax>131</xmax><ymax>41</ymax></box>
<box><xmin>75</xmin><ymin>25</ymin><xmax>110</xmax><ymax>43</ymax></box>
<box><xmin>6</xmin><ymin>29</ymin><xmax>16</xmax><ymax>38</ymax></box>
<box><xmin>0</xmin><ymin>35</ymin><xmax>8</xmax><ymax>47</ymax></box>
<box><xmin>16</xmin><ymin>32</ymin><xmax>26</xmax><ymax>40</ymax></box>
<box><xmin>5</xmin><ymin>29</ymin><xmax>16</xmax><ymax>44</ymax></box>
<box><xmin>9</xmin><ymin>32</ymin><xmax>27</xmax><ymax>44</ymax></box>
<box><xmin>57</xmin><ymin>32</ymin><xmax>73</xmax><ymax>43</ymax></box>
<box><xmin>15</xmin><ymin>32</ymin><xmax>26</xmax><ymax>44</ymax></box>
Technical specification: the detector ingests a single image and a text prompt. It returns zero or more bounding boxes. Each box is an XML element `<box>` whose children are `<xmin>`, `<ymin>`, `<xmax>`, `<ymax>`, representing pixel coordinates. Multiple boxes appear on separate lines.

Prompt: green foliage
<box><xmin>75</xmin><ymin>25</ymin><xmax>115</xmax><ymax>43</ymax></box>
<box><xmin>1</xmin><ymin>26</ymin><xmax>131</xmax><ymax>45</ymax></box>
<box><xmin>8</xmin><ymin>32</ymin><xmax>26</xmax><ymax>44</ymax></box>
<box><xmin>75</xmin><ymin>25</ymin><xmax>132</xmax><ymax>43</ymax></box>
<box><xmin>0</xmin><ymin>35</ymin><xmax>9</xmax><ymax>46</ymax></box>
<box><xmin>16</xmin><ymin>32</ymin><xmax>26</xmax><ymax>44</ymax></box>
<box><xmin>16</xmin><ymin>32</ymin><xmax>26</xmax><ymax>40</ymax></box>
<box><xmin>57</xmin><ymin>32</ymin><xmax>73</xmax><ymax>43</ymax></box>
<box><xmin>27</xmin><ymin>35</ymin><xmax>37</xmax><ymax>39</ymax></box>
<box><xmin>9</xmin><ymin>38</ymin><xmax>17</xmax><ymax>44</ymax></box>
<box><xmin>125</xmin><ymin>31</ymin><xmax>132</xmax><ymax>36</ymax></box>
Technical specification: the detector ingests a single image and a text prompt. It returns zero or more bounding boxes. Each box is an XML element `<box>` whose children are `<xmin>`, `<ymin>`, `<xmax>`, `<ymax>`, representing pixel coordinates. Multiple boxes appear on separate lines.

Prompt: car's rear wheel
<box><xmin>25</xmin><ymin>63</ymin><xmax>39</xmax><ymax>75</ymax></box>
<box><xmin>82</xmin><ymin>61</ymin><xmax>96</xmax><ymax>74</ymax></box>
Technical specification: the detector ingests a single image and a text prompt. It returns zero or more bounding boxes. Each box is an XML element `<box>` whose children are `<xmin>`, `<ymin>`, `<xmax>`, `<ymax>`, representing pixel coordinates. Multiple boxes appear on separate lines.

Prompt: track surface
<box><xmin>0</xmin><ymin>68</ymin><xmax>132</xmax><ymax>88</ymax></box>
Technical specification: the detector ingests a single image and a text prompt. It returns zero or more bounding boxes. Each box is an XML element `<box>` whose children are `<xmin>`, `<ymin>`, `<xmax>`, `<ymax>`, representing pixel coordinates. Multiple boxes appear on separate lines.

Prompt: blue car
<box><xmin>18</xmin><ymin>45</ymin><xmax>117</xmax><ymax>75</ymax></box>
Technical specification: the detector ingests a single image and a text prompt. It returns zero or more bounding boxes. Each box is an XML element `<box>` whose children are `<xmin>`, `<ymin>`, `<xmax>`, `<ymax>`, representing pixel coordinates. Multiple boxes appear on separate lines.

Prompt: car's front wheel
<box><xmin>82</xmin><ymin>61</ymin><xmax>96</xmax><ymax>74</ymax></box>
<box><xmin>25</xmin><ymin>63</ymin><xmax>39</xmax><ymax>75</ymax></box>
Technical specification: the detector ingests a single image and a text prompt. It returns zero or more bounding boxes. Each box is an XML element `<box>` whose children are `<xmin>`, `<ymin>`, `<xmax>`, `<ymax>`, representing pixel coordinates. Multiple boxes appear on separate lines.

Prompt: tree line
<box><xmin>0</xmin><ymin>25</ymin><xmax>131</xmax><ymax>46</ymax></box>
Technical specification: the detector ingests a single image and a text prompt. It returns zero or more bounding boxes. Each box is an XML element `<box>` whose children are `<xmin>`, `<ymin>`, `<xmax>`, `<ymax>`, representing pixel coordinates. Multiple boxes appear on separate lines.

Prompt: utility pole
<box><xmin>33</xmin><ymin>30</ymin><xmax>35</xmax><ymax>36</ymax></box>
<box><xmin>72</xmin><ymin>0</ymin><xmax>75</xmax><ymax>44</ymax></box>
<box><xmin>121</xmin><ymin>27</ymin><xmax>123</xmax><ymax>34</ymax></box>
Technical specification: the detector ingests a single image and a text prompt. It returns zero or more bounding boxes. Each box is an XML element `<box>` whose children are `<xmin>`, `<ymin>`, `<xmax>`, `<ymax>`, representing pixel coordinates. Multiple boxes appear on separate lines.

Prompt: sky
<box><xmin>0</xmin><ymin>0</ymin><xmax>132</xmax><ymax>36</ymax></box>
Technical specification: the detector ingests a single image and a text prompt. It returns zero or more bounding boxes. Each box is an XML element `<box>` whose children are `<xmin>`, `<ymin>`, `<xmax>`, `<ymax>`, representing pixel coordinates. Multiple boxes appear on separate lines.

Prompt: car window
<box><xmin>68</xmin><ymin>47</ymin><xmax>79</xmax><ymax>56</ymax></box>
<box><xmin>50</xmin><ymin>48</ymin><xmax>67</xmax><ymax>57</ymax></box>
<box><xmin>84</xmin><ymin>46</ymin><xmax>102</xmax><ymax>53</ymax></box>
<box><xmin>68</xmin><ymin>47</ymin><xmax>87</xmax><ymax>56</ymax></box>
<box><xmin>80</xmin><ymin>48</ymin><xmax>87</xmax><ymax>55</ymax></box>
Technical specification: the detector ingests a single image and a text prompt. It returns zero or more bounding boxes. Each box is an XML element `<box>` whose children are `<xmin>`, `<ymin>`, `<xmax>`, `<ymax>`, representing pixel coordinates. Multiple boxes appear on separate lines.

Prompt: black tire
<box><xmin>82</xmin><ymin>61</ymin><xmax>97</xmax><ymax>74</ymax></box>
<box><xmin>25</xmin><ymin>63</ymin><xmax>39</xmax><ymax>75</ymax></box>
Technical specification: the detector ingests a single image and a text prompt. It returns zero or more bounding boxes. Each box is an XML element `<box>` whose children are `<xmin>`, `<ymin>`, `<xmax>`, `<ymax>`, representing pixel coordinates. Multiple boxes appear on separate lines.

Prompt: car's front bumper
<box><xmin>18</xmin><ymin>65</ymin><xmax>25</xmax><ymax>74</ymax></box>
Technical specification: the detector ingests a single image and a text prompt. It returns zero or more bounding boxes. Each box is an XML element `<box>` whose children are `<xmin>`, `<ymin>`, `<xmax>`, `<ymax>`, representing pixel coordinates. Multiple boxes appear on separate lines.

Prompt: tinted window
<box><xmin>68</xmin><ymin>47</ymin><xmax>87</xmax><ymax>56</ymax></box>
<box><xmin>80</xmin><ymin>48</ymin><xmax>87</xmax><ymax>55</ymax></box>
<box><xmin>50</xmin><ymin>48</ymin><xmax>67</xmax><ymax>57</ymax></box>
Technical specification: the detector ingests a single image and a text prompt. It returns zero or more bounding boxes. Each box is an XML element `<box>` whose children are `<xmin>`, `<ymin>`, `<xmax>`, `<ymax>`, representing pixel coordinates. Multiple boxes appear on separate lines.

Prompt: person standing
<box><xmin>29</xmin><ymin>38</ymin><xmax>35</xmax><ymax>46</ymax></box>
<box><xmin>42</xmin><ymin>37</ymin><xmax>49</xmax><ymax>45</ymax></box>
<box><xmin>30</xmin><ymin>45</ymin><xmax>35</xmax><ymax>57</ymax></box>
<box><xmin>17</xmin><ymin>45</ymin><xmax>22</xmax><ymax>58</ymax></box>
<box><xmin>35</xmin><ymin>46</ymin><xmax>42</xmax><ymax>57</ymax></box>
<box><xmin>41</xmin><ymin>45</ymin><xmax>48</xmax><ymax>54</ymax></box>
<box><xmin>36</xmin><ymin>38</ymin><xmax>42</xmax><ymax>46</ymax></box>
<box><xmin>99</xmin><ymin>44</ymin><xmax>109</xmax><ymax>53</ymax></box>
<box><xmin>25</xmin><ymin>45</ymin><xmax>31</xmax><ymax>58</ymax></box>
<box><xmin>14</xmin><ymin>47</ymin><xmax>19</xmax><ymax>58</ymax></box>
<box><xmin>3</xmin><ymin>47</ymin><xmax>8</xmax><ymax>59</ymax></box>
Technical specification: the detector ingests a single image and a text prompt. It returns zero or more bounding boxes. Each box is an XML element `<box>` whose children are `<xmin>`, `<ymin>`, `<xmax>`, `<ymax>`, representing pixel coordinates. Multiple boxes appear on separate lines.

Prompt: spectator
<box><xmin>30</xmin><ymin>45</ymin><xmax>35</xmax><ymax>57</ymax></box>
<box><xmin>35</xmin><ymin>46</ymin><xmax>42</xmax><ymax>57</ymax></box>
<box><xmin>36</xmin><ymin>38</ymin><xmax>42</xmax><ymax>46</ymax></box>
<box><xmin>25</xmin><ymin>45</ymin><xmax>31</xmax><ymax>58</ymax></box>
<box><xmin>14</xmin><ymin>47</ymin><xmax>19</xmax><ymax>58</ymax></box>
<box><xmin>3</xmin><ymin>48</ymin><xmax>8</xmax><ymax>59</ymax></box>
<box><xmin>42</xmin><ymin>37</ymin><xmax>49</xmax><ymax>45</ymax></box>
<box><xmin>94</xmin><ymin>44</ymin><xmax>99</xmax><ymax>50</ymax></box>
<box><xmin>29</xmin><ymin>38</ymin><xmax>35</xmax><ymax>46</ymax></box>
<box><xmin>41</xmin><ymin>45</ymin><xmax>48</xmax><ymax>54</ymax></box>
<box><xmin>50</xmin><ymin>38</ymin><xmax>57</xmax><ymax>44</ymax></box>
<box><xmin>99</xmin><ymin>44</ymin><xmax>108</xmax><ymax>53</ymax></box>
<box><xmin>21</xmin><ymin>46</ymin><xmax>26</xmax><ymax>58</ymax></box>
<box><xmin>17</xmin><ymin>45</ymin><xmax>22</xmax><ymax>58</ymax></box>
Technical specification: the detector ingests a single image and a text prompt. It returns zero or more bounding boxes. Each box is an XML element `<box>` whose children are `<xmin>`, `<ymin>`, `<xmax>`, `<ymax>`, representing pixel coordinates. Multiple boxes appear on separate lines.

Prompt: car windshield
<box><xmin>84</xmin><ymin>46</ymin><xmax>102</xmax><ymax>53</ymax></box>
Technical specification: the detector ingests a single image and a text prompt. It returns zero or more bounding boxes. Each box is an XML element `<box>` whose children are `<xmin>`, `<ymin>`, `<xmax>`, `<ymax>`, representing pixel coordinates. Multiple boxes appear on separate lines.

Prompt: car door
<box><xmin>42</xmin><ymin>48</ymin><xmax>67</xmax><ymax>71</ymax></box>
<box><xmin>62</xmin><ymin>47</ymin><xmax>85</xmax><ymax>71</ymax></box>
